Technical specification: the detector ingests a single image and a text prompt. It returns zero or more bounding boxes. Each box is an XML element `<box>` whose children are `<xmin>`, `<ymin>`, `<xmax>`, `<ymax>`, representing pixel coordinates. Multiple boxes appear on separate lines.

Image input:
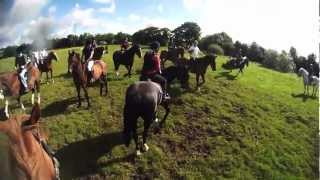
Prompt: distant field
<box><xmin>0</xmin><ymin>45</ymin><xmax>318</xmax><ymax>179</ymax></box>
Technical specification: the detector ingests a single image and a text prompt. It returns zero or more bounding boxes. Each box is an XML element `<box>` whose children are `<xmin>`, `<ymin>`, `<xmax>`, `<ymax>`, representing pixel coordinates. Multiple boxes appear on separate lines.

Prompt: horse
<box><xmin>36</xmin><ymin>51</ymin><xmax>59</xmax><ymax>83</ymax></box>
<box><xmin>222</xmin><ymin>56</ymin><xmax>249</xmax><ymax>75</ymax></box>
<box><xmin>184</xmin><ymin>54</ymin><xmax>217</xmax><ymax>89</ymax></box>
<box><xmin>0</xmin><ymin>63</ymin><xmax>41</xmax><ymax>118</ymax></box>
<box><xmin>92</xmin><ymin>46</ymin><xmax>106</xmax><ymax>60</ymax></box>
<box><xmin>161</xmin><ymin>65</ymin><xmax>190</xmax><ymax>89</ymax></box>
<box><xmin>160</xmin><ymin>47</ymin><xmax>185</xmax><ymax>68</ymax></box>
<box><xmin>0</xmin><ymin>104</ymin><xmax>59</xmax><ymax>180</ymax></box>
<box><xmin>298</xmin><ymin>67</ymin><xmax>319</xmax><ymax>96</ymax></box>
<box><xmin>112</xmin><ymin>44</ymin><xmax>142</xmax><ymax>77</ymax></box>
<box><xmin>123</xmin><ymin>81</ymin><xmax>170</xmax><ymax>156</ymax></box>
<box><xmin>68</xmin><ymin>51</ymin><xmax>108</xmax><ymax>108</ymax></box>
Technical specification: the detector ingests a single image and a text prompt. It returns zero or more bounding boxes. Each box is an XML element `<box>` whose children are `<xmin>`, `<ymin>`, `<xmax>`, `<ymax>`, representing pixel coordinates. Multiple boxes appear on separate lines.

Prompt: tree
<box><xmin>247</xmin><ymin>42</ymin><xmax>265</xmax><ymax>63</ymax></box>
<box><xmin>2</xmin><ymin>46</ymin><xmax>17</xmax><ymax>58</ymax></box>
<box><xmin>289</xmin><ymin>46</ymin><xmax>298</xmax><ymax>60</ymax></box>
<box><xmin>173</xmin><ymin>22</ymin><xmax>201</xmax><ymax>47</ymax></box>
<box><xmin>114</xmin><ymin>32</ymin><xmax>131</xmax><ymax>44</ymax></box>
<box><xmin>199</xmin><ymin>32</ymin><xmax>233</xmax><ymax>55</ymax></box>
<box><xmin>132</xmin><ymin>27</ymin><xmax>171</xmax><ymax>46</ymax></box>
<box><xmin>208</xmin><ymin>44</ymin><xmax>224</xmax><ymax>55</ymax></box>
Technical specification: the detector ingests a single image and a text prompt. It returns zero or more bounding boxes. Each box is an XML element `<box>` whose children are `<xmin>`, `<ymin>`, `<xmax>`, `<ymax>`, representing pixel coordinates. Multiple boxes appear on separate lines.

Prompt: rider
<box><xmin>140</xmin><ymin>41</ymin><xmax>170</xmax><ymax>100</ymax></box>
<box><xmin>82</xmin><ymin>39</ymin><xmax>96</xmax><ymax>82</ymax></box>
<box><xmin>308</xmin><ymin>63</ymin><xmax>314</xmax><ymax>82</ymax></box>
<box><xmin>15</xmin><ymin>52</ymin><xmax>30</xmax><ymax>92</ymax></box>
<box><xmin>188</xmin><ymin>40</ymin><xmax>203</xmax><ymax>69</ymax></box>
<box><xmin>121</xmin><ymin>37</ymin><xmax>129</xmax><ymax>52</ymax></box>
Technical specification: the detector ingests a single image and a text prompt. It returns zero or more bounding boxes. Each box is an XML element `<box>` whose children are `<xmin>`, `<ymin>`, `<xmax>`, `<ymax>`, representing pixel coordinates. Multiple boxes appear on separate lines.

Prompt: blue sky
<box><xmin>0</xmin><ymin>0</ymin><xmax>319</xmax><ymax>57</ymax></box>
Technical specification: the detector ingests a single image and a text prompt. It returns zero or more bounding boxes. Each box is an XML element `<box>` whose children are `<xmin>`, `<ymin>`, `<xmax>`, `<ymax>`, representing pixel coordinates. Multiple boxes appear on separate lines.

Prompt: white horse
<box><xmin>298</xmin><ymin>67</ymin><xmax>319</xmax><ymax>96</ymax></box>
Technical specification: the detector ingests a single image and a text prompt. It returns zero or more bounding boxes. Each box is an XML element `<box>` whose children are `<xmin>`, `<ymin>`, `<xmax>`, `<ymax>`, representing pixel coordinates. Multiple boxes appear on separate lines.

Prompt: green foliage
<box><xmin>173</xmin><ymin>22</ymin><xmax>201</xmax><ymax>46</ymax></box>
<box><xmin>132</xmin><ymin>27</ymin><xmax>170</xmax><ymax>46</ymax></box>
<box><xmin>208</xmin><ymin>43</ymin><xmax>224</xmax><ymax>55</ymax></box>
<box><xmin>199</xmin><ymin>32</ymin><xmax>233</xmax><ymax>55</ymax></box>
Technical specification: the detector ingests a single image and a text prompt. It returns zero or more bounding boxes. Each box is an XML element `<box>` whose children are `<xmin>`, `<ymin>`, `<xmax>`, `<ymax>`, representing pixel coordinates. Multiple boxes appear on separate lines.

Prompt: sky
<box><xmin>0</xmin><ymin>0</ymin><xmax>319</xmax><ymax>57</ymax></box>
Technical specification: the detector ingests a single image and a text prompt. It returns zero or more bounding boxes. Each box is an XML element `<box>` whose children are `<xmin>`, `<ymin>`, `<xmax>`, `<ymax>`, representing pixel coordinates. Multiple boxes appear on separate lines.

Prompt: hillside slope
<box><xmin>0</xmin><ymin>46</ymin><xmax>318</xmax><ymax>179</ymax></box>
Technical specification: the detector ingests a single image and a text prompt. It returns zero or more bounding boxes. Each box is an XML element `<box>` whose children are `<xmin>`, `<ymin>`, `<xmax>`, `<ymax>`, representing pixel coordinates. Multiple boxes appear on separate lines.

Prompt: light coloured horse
<box><xmin>298</xmin><ymin>67</ymin><xmax>319</xmax><ymax>96</ymax></box>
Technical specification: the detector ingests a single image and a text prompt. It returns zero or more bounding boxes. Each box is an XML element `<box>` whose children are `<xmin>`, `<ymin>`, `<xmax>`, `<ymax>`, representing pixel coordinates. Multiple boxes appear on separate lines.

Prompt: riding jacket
<box><xmin>142</xmin><ymin>51</ymin><xmax>161</xmax><ymax>76</ymax></box>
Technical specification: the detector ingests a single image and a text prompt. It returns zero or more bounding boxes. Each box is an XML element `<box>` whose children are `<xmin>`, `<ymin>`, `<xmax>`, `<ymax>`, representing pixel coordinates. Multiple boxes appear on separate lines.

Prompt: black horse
<box><xmin>112</xmin><ymin>44</ymin><xmax>142</xmax><ymax>78</ymax></box>
<box><xmin>123</xmin><ymin>81</ymin><xmax>170</xmax><ymax>155</ymax></box>
<box><xmin>160</xmin><ymin>47</ymin><xmax>185</xmax><ymax>68</ymax></box>
<box><xmin>222</xmin><ymin>56</ymin><xmax>249</xmax><ymax>75</ymax></box>
<box><xmin>161</xmin><ymin>66</ymin><xmax>189</xmax><ymax>89</ymax></box>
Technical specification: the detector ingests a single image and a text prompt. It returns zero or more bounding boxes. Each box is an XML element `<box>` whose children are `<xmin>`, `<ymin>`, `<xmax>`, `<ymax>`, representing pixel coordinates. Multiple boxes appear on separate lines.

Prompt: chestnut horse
<box><xmin>36</xmin><ymin>52</ymin><xmax>59</xmax><ymax>83</ymax></box>
<box><xmin>0</xmin><ymin>63</ymin><xmax>41</xmax><ymax>118</ymax></box>
<box><xmin>0</xmin><ymin>104</ymin><xmax>59</xmax><ymax>180</ymax></box>
<box><xmin>68</xmin><ymin>51</ymin><xmax>108</xmax><ymax>108</ymax></box>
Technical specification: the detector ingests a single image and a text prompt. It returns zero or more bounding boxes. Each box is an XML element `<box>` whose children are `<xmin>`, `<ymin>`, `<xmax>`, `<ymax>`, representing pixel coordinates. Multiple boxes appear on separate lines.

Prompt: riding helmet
<box><xmin>150</xmin><ymin>41</ymin><xmax>160</xmax><ymax>50</ymax></box>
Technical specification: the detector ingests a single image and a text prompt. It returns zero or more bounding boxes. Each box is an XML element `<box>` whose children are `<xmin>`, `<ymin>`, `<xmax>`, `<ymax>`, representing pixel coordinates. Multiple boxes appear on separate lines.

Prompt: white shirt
<box><xmin>189</xmin><ymin>45</ymin><xmax>201</xmax><ymax>59</ymax></box>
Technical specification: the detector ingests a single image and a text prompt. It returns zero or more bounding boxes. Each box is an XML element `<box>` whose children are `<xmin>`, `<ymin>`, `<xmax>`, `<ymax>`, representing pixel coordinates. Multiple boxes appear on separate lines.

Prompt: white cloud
<box><xmin>183</xmin><ymin>0</ymin><xmax>319</xmax><ymax>57</ymax></box>
<box><xmin>0</xmin><ymin>0</ymin><xmax>49</xmax><ymax>47</ymax></box>
<box><xmin>95</xmin><ymin>0</ymin><xmax>116</xmax><ymax>13</ymax></box>
<box><xmin>128</xmin><ymin>14</ymin><xmax>141</xmax><ymax>21</ymax></box>
<box><xmin>157</xmin><ymin>4</ymin><xmax>163</xmax><ymax>13</ymax></box>
<box><xmin>48</xmin><ymin>5</ymin><xmax>56</xmax><ymax>14</ymax></box>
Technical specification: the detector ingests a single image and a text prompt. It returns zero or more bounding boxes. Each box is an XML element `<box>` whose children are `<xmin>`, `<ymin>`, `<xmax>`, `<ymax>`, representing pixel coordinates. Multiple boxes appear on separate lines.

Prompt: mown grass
<box><xmin>0</xmin><ymin>45</ymin><xmax>318</xmax><ymax>179</ymax></box>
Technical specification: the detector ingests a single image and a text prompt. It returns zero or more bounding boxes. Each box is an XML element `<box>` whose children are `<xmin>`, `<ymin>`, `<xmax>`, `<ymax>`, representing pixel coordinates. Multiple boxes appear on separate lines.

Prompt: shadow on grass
<box><xmin>56</xmin><ymin>131</ymin><xmax>129</xmax><ymax>179</ymax></box>
<box><xmin>291</xmin><ymin>93</ymin><xmax>317</xmax><ymax>102</ymax></box>
<box><xmin>215</xmin><ymin>71</ymin><xmax>238</xmax><ymax>80</ymax></box>
<box><xmin>42</xmin><ymin>97</ymin><xmax>78</xmax><ymax>118</ymax></box>
<box><xmin>55</xmin><ymin>72</ymin><xmax>72</xmax><ymax>79</ymax></box>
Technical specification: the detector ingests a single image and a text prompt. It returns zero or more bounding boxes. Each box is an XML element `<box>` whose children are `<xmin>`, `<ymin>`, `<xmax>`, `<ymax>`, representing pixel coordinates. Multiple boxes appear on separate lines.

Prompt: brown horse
<box><xmin>68</xmin><ymin>51</ymin><xmax>108</xmax><ymax>108</ymax></box>
<box><xmin>160</xmin><ymin>47</ymin><xmax>185</xmax><ymax>68</ymax></box>
<box><xmin>0</xmin><ymin>104</ymin><xmax>59</xmax><ymax>180</ymax></box>
<box><xmin>0</xmin><ymin>63</ymin><xmax>41</xmax><ymax>117</ymax></box>
<box><xmin>36</xmin><ymin>52</ymin><xmax>59</xmax><ymax>83</ymax></box>
<box><xmin>181</xmin><ymin>54</ymin><xmax>217</xmax><ymax>89</ymax></box>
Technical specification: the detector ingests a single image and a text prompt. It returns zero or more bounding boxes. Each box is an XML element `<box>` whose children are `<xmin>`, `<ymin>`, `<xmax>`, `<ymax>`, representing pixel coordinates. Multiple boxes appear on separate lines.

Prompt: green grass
<box><xmin>0</xmin><ymin>45</ymin><xmax>318</xmax><ymax>179</ymax></box>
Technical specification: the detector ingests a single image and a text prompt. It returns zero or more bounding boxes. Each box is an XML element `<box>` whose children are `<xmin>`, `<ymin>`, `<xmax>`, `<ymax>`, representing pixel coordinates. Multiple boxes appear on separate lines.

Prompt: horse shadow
<box><xmin>42</xmin><ymin>97</ymin><xmax>78</xmax><ymax>118</ymax></box>
<box><xmin>291</xmin><ymin>93</ymin><xmax>317</xmax><ymax>102</ymax></box>
<box><xmin>55</xmin><ymin>131</ymin><xmax>133</xmax><ymax>179</ymax></box>
<box><xmin>215</xmin><ymin>71</ymin><xmax>238</xmax><ymax>80</ymax></box>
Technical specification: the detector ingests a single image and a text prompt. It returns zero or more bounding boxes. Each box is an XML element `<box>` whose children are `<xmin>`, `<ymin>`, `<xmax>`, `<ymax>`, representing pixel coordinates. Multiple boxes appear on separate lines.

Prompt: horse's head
<box><xmin>207</xmin><ymin>54</ymin><xmax>217</xmax><ymax>71</ymax></box>
<box><xmin>68</xmin><ymin>51</ymin><xmax>81</xmax><ymax>73</ymax></box>
<box><xmin>0</xmin><ymin>104</ymin><xmax>54</xmax><ymax>179</ymax></box>
<box><xmin>49</xmin><ymin>51</ymin><xmax>58</xmax><ymax>62</ymax></box>
<box><xmin>298</xmin><ymin>67</ymin><xmax>306</xmax><ymax>77</ymax></box>
<box><xmin>132</xmin><ymin>44</ymin><xmax>142</xmax><ymax>58</ymax></box>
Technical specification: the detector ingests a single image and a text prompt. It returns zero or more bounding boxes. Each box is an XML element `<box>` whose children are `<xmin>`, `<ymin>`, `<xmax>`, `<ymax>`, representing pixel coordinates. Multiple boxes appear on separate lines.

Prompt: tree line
<box><xmin>0</xmin><ymin>22</ymin><xmax>318</xmax><ymax>76</ymax></box>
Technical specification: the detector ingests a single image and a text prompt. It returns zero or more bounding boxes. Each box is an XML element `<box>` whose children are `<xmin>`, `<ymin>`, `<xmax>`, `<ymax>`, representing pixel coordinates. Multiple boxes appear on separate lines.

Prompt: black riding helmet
<box><xmin>150</xmin><ymin>41</ymin><xmax>160</xmax><ymax>51</ymax></box>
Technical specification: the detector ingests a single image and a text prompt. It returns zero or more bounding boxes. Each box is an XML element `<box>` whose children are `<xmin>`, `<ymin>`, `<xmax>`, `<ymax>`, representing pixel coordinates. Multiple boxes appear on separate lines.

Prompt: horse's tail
<box><xmin>123</xmin><ymin>103</ymin><xmax>134</xmax><ymax>147</ymax></box>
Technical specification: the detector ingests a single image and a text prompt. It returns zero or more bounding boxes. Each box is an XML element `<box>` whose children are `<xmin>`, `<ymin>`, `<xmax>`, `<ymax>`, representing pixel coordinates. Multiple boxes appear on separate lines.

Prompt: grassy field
<box><xmin>0</xmin><ymin>45</ymin><xmax>318</xmax><ymax>179</ymax></box>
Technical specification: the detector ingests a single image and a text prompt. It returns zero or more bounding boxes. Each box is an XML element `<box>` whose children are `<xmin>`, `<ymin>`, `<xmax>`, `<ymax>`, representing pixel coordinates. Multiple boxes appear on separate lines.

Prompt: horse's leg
<box><xmin>17</xmin><ymin>97</ymin><xmax>25</xmax><ymax>111</ymax></box>
<box><xmin>82</xmin><ymin>85</ymin><xmax>90</xmax><ymax>108</ymax></box>
<box><xmin>142</xmin><ymin>118</ymin><xmax>151</xmax><ymax>152</ymax></box>
<box><xmin>104</xmin><ymin>74</ymin><xmax>108</xmax><ymax>95</ymax></box>
<box><xmin>76</xmin><ymin>85</ymin><xmax>81</xmax><ymax>108</ymax></box>
<box><xmin>201</xmin><ymin>74</ymin><xmax>205</xmax><ymax>85</ymax></box>
<box><xmin>160</xmin><ymin>101</ymin><xmax>170</xmax><ymax>128</ymax></box>
<box><xmin>132</xmin><ymin>122</ymin><xmax>141</xmax><ymax>156</ymax></box>
<box><xmin>196</xmin><ymin>74</ymin><xmax>200</xmax><ymax>90</ymax></box>
<box><xmin>46</xmin><ymin>72</ymin><xmax>49</xmax><ymax>84</ymax></box>
<box><xmin>4</xmin><ymin>99</ymin><xmax>9</xmax><ymax>118</ymax></box>
<box><xmin>31</xmin><ymin>90</ymin><xmax>35</xmax><ymax>105</ymax></box>
<box><xmin>51</xmin><ymin>69</ymin><xmax>54</xmax><ymax>83</ymax></box>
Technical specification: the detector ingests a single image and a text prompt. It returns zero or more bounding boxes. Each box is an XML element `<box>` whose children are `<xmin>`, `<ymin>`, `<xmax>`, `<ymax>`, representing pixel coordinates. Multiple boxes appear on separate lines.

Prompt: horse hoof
<box><xmin>136</xmin><ymin>150</ymin><xmax>142</xmax><ymax>156</ymax></box>
<box><xmin>143</xmin><ymin>143</ymin><xmax>149</xmax><ymax>152</ymax></box>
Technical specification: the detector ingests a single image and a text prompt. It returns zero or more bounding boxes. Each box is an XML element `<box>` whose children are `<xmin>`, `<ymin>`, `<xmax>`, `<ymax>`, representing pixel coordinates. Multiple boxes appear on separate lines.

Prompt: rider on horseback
<box><xmin>82</xmin><ymin>39</ymin><xmax>96</xmax><ymax>82</ymax></box>
<box><xmin>121</xmin><ymin>37</ymin><xmax>129</xmax><ymax>52</ymax></box>
<box><xmin>141</xmin><ymin>41</ymin><xmax>171</xmax><ymax>100</ymax></box>
<box><xmin>15</xmin><ymin>52</ymin><xmax>30</xmax><ymax>92</ymax></box>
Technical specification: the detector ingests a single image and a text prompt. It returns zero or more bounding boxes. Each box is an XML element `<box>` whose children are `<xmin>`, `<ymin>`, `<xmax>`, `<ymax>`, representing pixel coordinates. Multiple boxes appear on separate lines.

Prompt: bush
<box><xmin>208</xmin><ymin>44</ymin><xmax>224</xmax><ymax>55</ymax></box>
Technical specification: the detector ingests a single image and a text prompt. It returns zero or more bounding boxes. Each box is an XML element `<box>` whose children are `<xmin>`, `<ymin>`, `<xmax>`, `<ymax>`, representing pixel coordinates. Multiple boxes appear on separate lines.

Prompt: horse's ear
<box><xmin>29</xmin><ymin>103</ymin><xmax>41</xmax><ymax>125</ymax></box>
